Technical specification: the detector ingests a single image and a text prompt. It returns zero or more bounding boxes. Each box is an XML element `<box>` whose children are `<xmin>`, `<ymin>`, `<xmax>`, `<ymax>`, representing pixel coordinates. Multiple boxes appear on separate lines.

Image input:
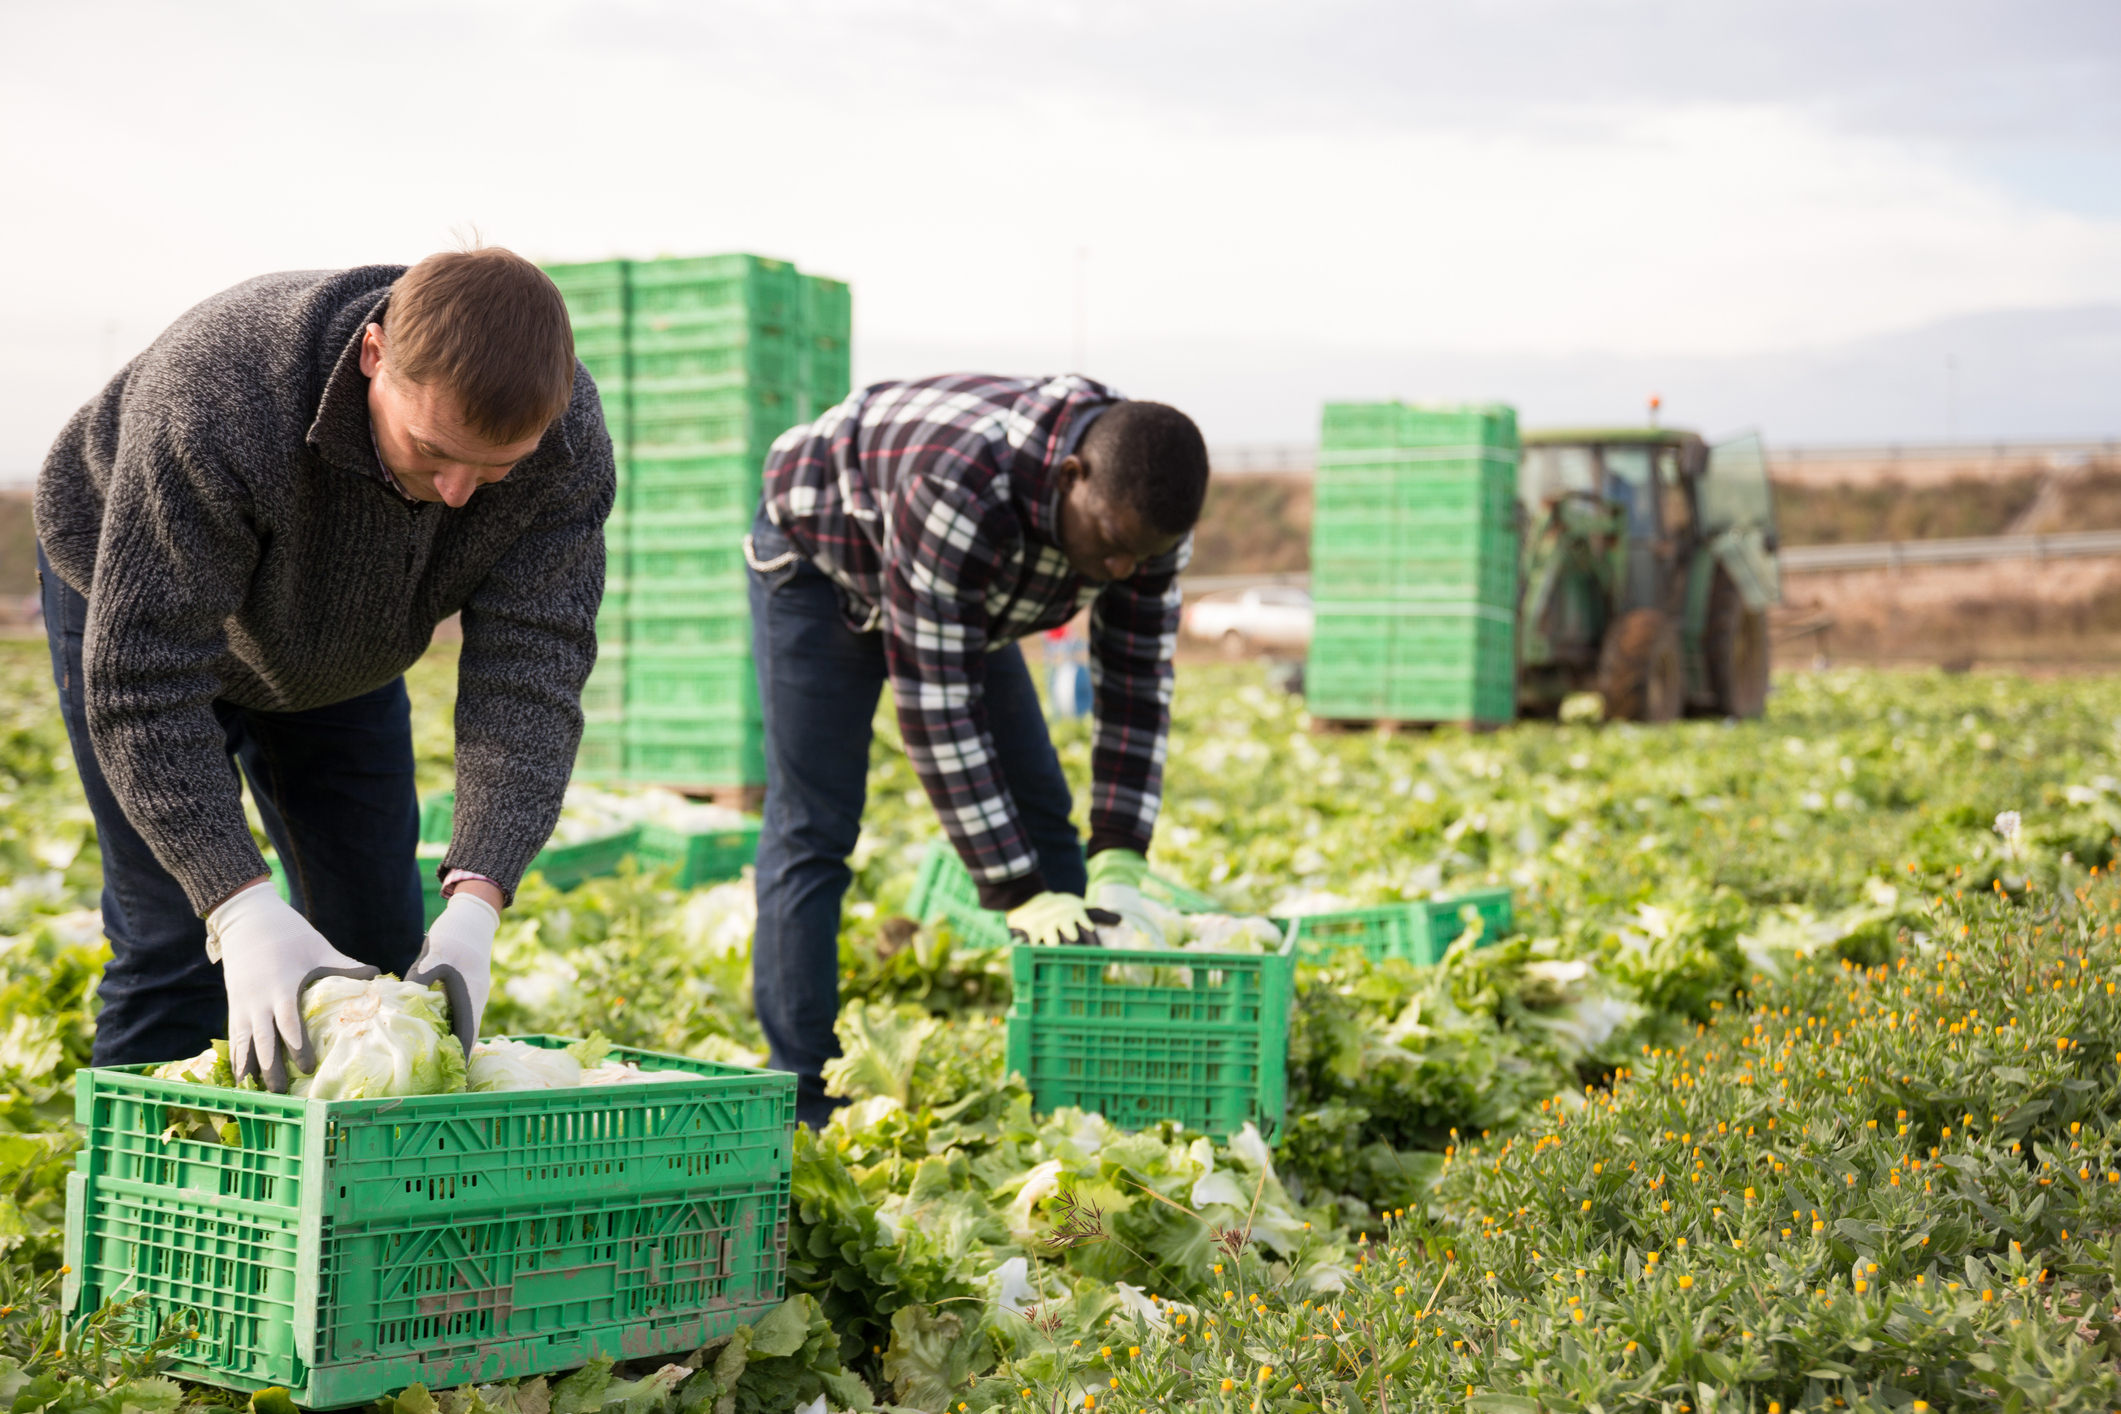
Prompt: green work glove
<box><xmin>1087</xmin><ymin>849</ymin><xmax>1165</xmax><ymax>948</ymax></box>
<box><xmin>1086</xmin><ymin>849</ymin><xmax>1149</xmax><ymax>892</ymax></box>
<box><xmin>1005</xmin><ymin>892</ymin><xmax>1113</xmax><ymax>947</ymax></box>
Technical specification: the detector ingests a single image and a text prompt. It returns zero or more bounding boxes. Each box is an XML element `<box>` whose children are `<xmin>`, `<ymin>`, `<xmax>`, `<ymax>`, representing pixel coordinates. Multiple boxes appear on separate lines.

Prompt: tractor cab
<box><xmin>1515</xmin><ymin>428</ymin><xmax>1779</xmax><ymax>720</ymax></box>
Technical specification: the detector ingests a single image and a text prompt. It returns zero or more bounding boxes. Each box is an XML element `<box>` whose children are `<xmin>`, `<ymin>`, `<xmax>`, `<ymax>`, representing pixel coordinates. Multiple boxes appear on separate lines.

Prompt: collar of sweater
<box><xmin>303</xmin><ymin>291</ymin><xmax>575</xmax><ymax>495</ymax></box>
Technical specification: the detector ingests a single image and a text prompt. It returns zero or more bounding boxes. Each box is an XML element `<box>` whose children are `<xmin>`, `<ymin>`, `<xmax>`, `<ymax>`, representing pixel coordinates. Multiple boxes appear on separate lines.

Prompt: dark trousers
<box><xmin>747</xmin><ymin>511</ymin><xmax>1085</xmax><ymax>1127</ymax></box>
<box><xmin>40</xmin><ymin>544</ymin><xmax>426</xmax><ymax>1067</ymax></box>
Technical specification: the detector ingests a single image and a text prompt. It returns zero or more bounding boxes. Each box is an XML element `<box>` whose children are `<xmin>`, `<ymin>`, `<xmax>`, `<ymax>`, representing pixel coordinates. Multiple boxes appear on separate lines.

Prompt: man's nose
<box><xmin>437</xmin><ymin>468</ymin><xmax>478</xmax><ymax>507</ymax></box>
<box><xmin>1104</xmin><ymin>554</ymin><xmax>1138</xmax><ymax>580</ymax></box>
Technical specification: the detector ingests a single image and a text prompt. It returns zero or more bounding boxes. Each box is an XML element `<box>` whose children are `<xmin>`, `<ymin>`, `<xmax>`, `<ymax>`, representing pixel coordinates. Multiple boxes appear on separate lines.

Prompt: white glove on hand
<box><xmin>1090</xmin><ymin>883</ymin><xmax>1168</xmax><ymax>948</ymax></box>
<box><xmin>406</xmin><ymin>891</ymin><xmax>499</xmax><ymax>1060</ymax></box>
<box><xmin>206</xmin><ymin>880</ymin><xmax>377</xmax><ymax>1092</ymax></box>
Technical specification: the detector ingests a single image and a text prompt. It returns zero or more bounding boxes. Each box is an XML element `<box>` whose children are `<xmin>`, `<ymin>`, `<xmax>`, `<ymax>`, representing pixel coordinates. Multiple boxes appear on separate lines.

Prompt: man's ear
<box><xmin>1057</xmin><ymin>454</ymin><xmax>1087</xmax><ymax>495</ymax></box>
<box><xmin>358</xmin><ymin>323</ymin><xmax>385</xmax><ymax>379</ymax></box>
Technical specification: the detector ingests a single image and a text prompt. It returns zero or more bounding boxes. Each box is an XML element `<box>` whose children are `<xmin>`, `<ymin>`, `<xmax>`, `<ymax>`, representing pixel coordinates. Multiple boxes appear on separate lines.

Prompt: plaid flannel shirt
<box><xmin>762</xmin><ymin>374</ymin><xmax>1188</xmax><ymax>911</ymax></box>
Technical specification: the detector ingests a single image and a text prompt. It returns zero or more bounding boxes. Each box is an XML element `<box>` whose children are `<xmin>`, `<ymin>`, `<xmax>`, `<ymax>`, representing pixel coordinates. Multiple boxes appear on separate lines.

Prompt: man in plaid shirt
<box><xmin>748</xmin><ymin>373</ymin><xmax>1210</xmax><ymax>1125</ymax></box>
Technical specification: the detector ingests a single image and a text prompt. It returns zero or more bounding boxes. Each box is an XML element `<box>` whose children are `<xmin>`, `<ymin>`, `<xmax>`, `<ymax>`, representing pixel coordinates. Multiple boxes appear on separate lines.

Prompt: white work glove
<box><xmin>206</xmin><ymin>880</ymin><xmax>377</xmax><ymax>1092</ymax></box>
<box><xmin>405</xmin><ymin>891</ymin><xmax>499</xmax><ymax>1060</ymax></box>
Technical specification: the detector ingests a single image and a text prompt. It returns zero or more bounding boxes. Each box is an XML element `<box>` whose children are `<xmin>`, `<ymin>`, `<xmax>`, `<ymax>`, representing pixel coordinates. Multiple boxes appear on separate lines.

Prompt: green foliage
<box><xmin>1007</xmin><ymin>883</ymin><xmax>2121</xmax><ymax>1410</ymax></box>
<box><xmin>12</xmin><ymin>642</ymin><xmax>2121</xmax><ymax>1407</ymax></box>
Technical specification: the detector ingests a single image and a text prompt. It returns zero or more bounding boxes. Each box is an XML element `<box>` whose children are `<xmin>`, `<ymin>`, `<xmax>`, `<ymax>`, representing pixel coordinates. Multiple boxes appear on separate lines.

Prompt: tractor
<box><xmin>1514</xmin><ymin>428</ymin><xmax>1780</xmax><ymax>721</ymax></box>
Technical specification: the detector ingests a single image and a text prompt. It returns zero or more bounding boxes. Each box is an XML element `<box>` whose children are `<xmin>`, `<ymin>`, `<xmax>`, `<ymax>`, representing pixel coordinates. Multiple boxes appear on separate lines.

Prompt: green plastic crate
<box><xmin>623</xmin><ymin>721</ymin><xmax>765</xmax><ymax>789</ymax></box>
<box><xmin>415</xmin><ymin>794</ymin><xmax>641</xmax><ymax>891</ymax></box>
<box><xmin>904</xmin><ymin>840</ymin><xmax>1222</xmax><ymax>950</ymax></box>
<box><xmin>1319</xmin><ymin>401</ymin><xmax>1517</xmax><ymax>451</ymax></box>
<box><xmin>577</xmin><ymin>721</ymin><xmax>624</xmax><ymax>779</ymax></box>
<box><xmin>63</xmin><ymin>1037</ymin><xmax>794</xmax><ymax>1408</ymax></box>
<box><xmin>624</xmin><ymin>608</ymin><xmax>753</xmax><ymax>653</ymax></box>
<box><xmin>635</xmin><ymin>819</ymin><xmax>762</xmax><ymax>889</ymax></box>
<box><xmin>627</xmin><ymin>466</ymin><xmax>760</xmax><ymax>521</ymax></box>
<box><xmin>629</xmin><ymin>254</ymin><xmax>800</xmax><ymax>328</ymax></box>
<box><xmin>627</xmin><ymin>652</ymin><xmax>758</xmax><ymax>721</ymax></box>
<box><xmin>1006</xmin><ymin>938</ymin><xmax>1295</xmax><ymax>1141</ymax></box>
<box><xmin>1286</xmin><ymin>887</ymin><xmax>1512</xmax><ymax>964</ymax></box>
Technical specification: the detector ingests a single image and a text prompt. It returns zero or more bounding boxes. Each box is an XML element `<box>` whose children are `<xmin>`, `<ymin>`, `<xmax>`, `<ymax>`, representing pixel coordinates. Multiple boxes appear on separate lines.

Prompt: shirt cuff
<box><xmin>976</xmin><ymin>869</ymin><xmax>1049</xmax><ymax>913</ymax></box>
<box><xmin>441</xmin><ymin>869</ymin><xmax>498</xmax><ymax>899</ymax></box>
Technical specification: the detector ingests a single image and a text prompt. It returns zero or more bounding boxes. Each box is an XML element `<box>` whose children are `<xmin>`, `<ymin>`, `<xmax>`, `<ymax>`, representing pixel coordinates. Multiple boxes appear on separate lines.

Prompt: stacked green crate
<box><xmin>542</xmin><ymin>253</ymin><xmax>852</xmax><ymax>788</ymax></box>
<box><xmin>545</xmin><ymin>261</ymin><xmax>632</xmax><ymax>778</ymax></box>
<box><xmin>1307</xmin><ymin>402</ymin><xmax>1519</xmax><ymax>724</ymax></box>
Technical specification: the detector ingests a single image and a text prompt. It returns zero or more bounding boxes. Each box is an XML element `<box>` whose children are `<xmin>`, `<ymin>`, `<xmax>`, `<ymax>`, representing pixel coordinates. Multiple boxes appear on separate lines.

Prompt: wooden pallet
<box><xmin>661</xmin><ymin>783</ymin><xmax>767</xmax><ymax>811</ymax></box>
<box><xmin>1309</xmin><ymin>717</ymin><xmax>1507</xmax><ymax>736</ymax></box>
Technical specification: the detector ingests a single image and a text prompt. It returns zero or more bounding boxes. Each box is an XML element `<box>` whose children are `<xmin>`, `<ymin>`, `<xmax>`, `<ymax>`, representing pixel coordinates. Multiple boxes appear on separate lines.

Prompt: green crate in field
<box><xmin>415</xmin><ymin>793</ymin><xmax>642</xmax><ymax>891</ymax></box>
<box><xmin>904</xmin><ymin>841</ymin><xmax>1223</xmax><ymax>951</ymax></box>
<box><xmin>624</xmin><ymin>721</ymin><xmax>765</xmax><ymax>788</ymax></box>
<box><xmin>636</xmin><ymin>818</ymin><xmax>761</xmax><ymax>888</ymax></box>
<box><xmin>1287</xmin><ymin>887</ymin><xmax>1512</xmax><ymax>964</ymax></box>
<box><xmin>1320</xmin><ymin>401</ymin><xmax>1517</xmax><ymax>451</ymax></box>
<box><xmin>583</xmin><ymin>649</ymin><xmax>626</xmax><ymax>721</ymax></box>
<box><xmin>630</xmin><ymin>253</ymin><xmax>801</xmax><ymax>327</ymax></box>
<box><xmin>577</xmin><ymin>721</ymin><xmax>624</xmax><ymax>780</ymax></box>
<box><xmin>627</xmin><ymin>651</ymin><xmax>758</xmax><ymax>721</ymax></box>
<box><xmin>1006</xmin><ymin>938</ymin><xmax>1295</xmax><ymax>1141</ymax></box>
<box><xmin>63</xmin><ymin>1038</ymin><xmax>794</xmax><ymax>1408</ymax></box>
<box><xmin>627</xmin><ymin>466</ymin><xmax>759</xmax><ymax>521</ymax></box>
<box><xmin>625</xmin><ymin>608</ymin><xmax>752</xmax><ymax>654</ymax></box>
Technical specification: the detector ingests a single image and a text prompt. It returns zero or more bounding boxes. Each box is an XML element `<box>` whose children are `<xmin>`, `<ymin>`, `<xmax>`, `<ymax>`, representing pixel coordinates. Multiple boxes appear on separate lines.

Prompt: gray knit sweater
<box><xmin>35</xmin><ymin>266</ymin><xmax>613</xmax><ymax>914</ymax></box>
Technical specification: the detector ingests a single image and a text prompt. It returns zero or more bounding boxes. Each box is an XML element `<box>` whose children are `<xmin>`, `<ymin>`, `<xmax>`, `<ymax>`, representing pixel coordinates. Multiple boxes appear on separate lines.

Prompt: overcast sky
<box><xmin>2</xmin><ymin>0</ymin><xmax>2117</xmax><ymax>467</ymax></box>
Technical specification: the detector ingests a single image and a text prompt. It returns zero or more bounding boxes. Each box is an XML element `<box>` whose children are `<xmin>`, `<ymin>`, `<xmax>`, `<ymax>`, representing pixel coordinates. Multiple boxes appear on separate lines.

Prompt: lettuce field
<box><xmin>6</xmin><ymin>639</ymin><xmax>2121</xmax><ymax>1411</ymax></box>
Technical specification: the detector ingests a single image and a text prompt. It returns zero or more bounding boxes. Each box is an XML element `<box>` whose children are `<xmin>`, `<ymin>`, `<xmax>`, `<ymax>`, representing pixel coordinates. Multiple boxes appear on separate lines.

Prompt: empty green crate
<box><xmin>577</xmin><ymin>721</ymin><xmax>625</xmax><ymax>779</ymax></box>
<box><xmin>630</xmin><ymin>339</ymin><xmax>803</xmax><ymax>392</ymax></box>
<box><xmin>63</xmin><ymin>1038</ymin><xmax>794</xmax><ymax>1408</ymax></box>
<box><xmin>584</xmin><ymin>650</ymin><xmax>626</xmax><ymax>720</ymax></box>
<box><xmin>1286</xmin><ymin>888</ymin><xmax>1512</xmax><ymax>964</ymax></box>
<box><xmin>800</xmin><ymin>275</ymin><xmax>851</xmax><ymax>341</ymax></box>
<box><xmin>904</xmin><ymin>840</ymin><xmax>1223</xmax><ymax>951</ymax></box>
<box><xmin>628</xmin><ymin>652</ymin><xmax>758</xmax><ymax>720</ymax></box>
<box><xmin>632</xmin><ymin>407</ymin><xmax>803</xmax><ymax>459</ymax></box>
<box><xmin>628</xmin><ymin>467</ymin><xmax>760</xmax><ymax>520</ymax></box>
<box><xmin>630</xmin><ymin>255</ymin><xmax>800</xmax><ymax>327</ymax></box>
<box><xmin>1320</xmin><ymin>401</ymin><xmax>1517</xmax><ymax>451</ymax></box>
<box><xmin>1006</xmin><ymin>939</ymin><xmax>1294</xmax><ymax>1141</ymax></box>
<box><xmin>624</xmin><ymin>722</ymin><xmax>765</xmax><ymax>787</ymax></box>
<box><xmin>636</xmin><ymin>819</ymin><xmax>762</xmax><ymax>889</ymax></box>
<box><xmin>415</xmin><ymin>792</ymin><xmax>644</xmax><ymax>891</ymax></box>
<box><xmin>626</xmin><ymin>616</ymin><xmax>752</xmax><ymax>652</ymax></box>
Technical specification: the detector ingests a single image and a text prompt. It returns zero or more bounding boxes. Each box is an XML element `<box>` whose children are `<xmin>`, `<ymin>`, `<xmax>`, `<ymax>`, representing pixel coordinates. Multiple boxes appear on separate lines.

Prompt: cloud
<box><xmin>1</xmin><ymin>1</ymin><xmax>2116</xmax><ymax>466</ymax></box>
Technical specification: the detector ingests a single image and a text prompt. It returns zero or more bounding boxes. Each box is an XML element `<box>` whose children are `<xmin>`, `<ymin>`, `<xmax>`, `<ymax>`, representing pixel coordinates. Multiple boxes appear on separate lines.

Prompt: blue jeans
<box><xmin>40</xmin><ymin>544</ymin><xmax>426</xmax><ymax>1067</ymax></box>
<box><xmin>747</xmin><ymin>510</ymin><xmax>1085</xmax><ymax>1127</ymax></box>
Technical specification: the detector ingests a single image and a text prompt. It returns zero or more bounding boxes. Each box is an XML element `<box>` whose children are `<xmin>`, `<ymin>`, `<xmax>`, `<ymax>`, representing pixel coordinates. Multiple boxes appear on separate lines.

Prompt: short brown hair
<box><xmin>382</xmin><ymin>247</ymin><xmax>575</xmax><ymax>443</ymax></box>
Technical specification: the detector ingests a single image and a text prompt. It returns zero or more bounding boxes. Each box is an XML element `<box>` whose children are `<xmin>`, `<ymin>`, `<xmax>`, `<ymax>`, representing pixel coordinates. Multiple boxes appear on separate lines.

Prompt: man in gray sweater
<box><xmin>35</xmin><ymin>248</ymin><xmax>614</xmax><ymax>1089</ymax></box>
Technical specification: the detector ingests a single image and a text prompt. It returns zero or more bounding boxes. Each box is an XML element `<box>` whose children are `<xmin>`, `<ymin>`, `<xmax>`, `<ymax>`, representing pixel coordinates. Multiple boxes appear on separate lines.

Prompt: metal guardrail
<box><xmin>1204</xmin><ymin>437</ymin><xmax>2121</xmax><ymax>480</ymax></box>
<box><xmin>1780</xmin><ymin>530</ymin><xmax>2121</xmax><ymax>572</ymax></box>
<box><xmin>1182</xmin><ymin>531</ymin><xmax>2121</xmax><ymax>595</ymax></box>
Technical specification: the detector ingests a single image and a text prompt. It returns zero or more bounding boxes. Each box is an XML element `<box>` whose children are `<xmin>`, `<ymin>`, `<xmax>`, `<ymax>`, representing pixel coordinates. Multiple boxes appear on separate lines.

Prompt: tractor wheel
<box><xmin>1705</xmin><ymin>568</ymin><xmax>1770</xmax><ymax>718</ymax></box>
<box><xmin>1596</xmin><ymin>608</ymin><xmax>1684</xmax><ymax>723</ymax></box>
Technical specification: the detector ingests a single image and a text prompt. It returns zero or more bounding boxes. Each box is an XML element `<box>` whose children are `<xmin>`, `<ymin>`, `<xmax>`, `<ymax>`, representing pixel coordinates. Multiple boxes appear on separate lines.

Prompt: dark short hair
<box><xmin>383</xmin><ymin>248</ymin><xmax>575</xmax><ymax>444</ymax></box>
<box><xmin>1082</xmin><ymin>400</ymin><xmax>1210</xmax><ymax>535</ymax></box>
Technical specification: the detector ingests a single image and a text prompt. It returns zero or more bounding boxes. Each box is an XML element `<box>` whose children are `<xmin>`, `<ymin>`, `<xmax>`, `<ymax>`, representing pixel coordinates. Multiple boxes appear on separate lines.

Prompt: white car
<box><xmin>1183</xmin><ymin>585</ymin><xmax>1314</xmax><ymax>656</ymax></box>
